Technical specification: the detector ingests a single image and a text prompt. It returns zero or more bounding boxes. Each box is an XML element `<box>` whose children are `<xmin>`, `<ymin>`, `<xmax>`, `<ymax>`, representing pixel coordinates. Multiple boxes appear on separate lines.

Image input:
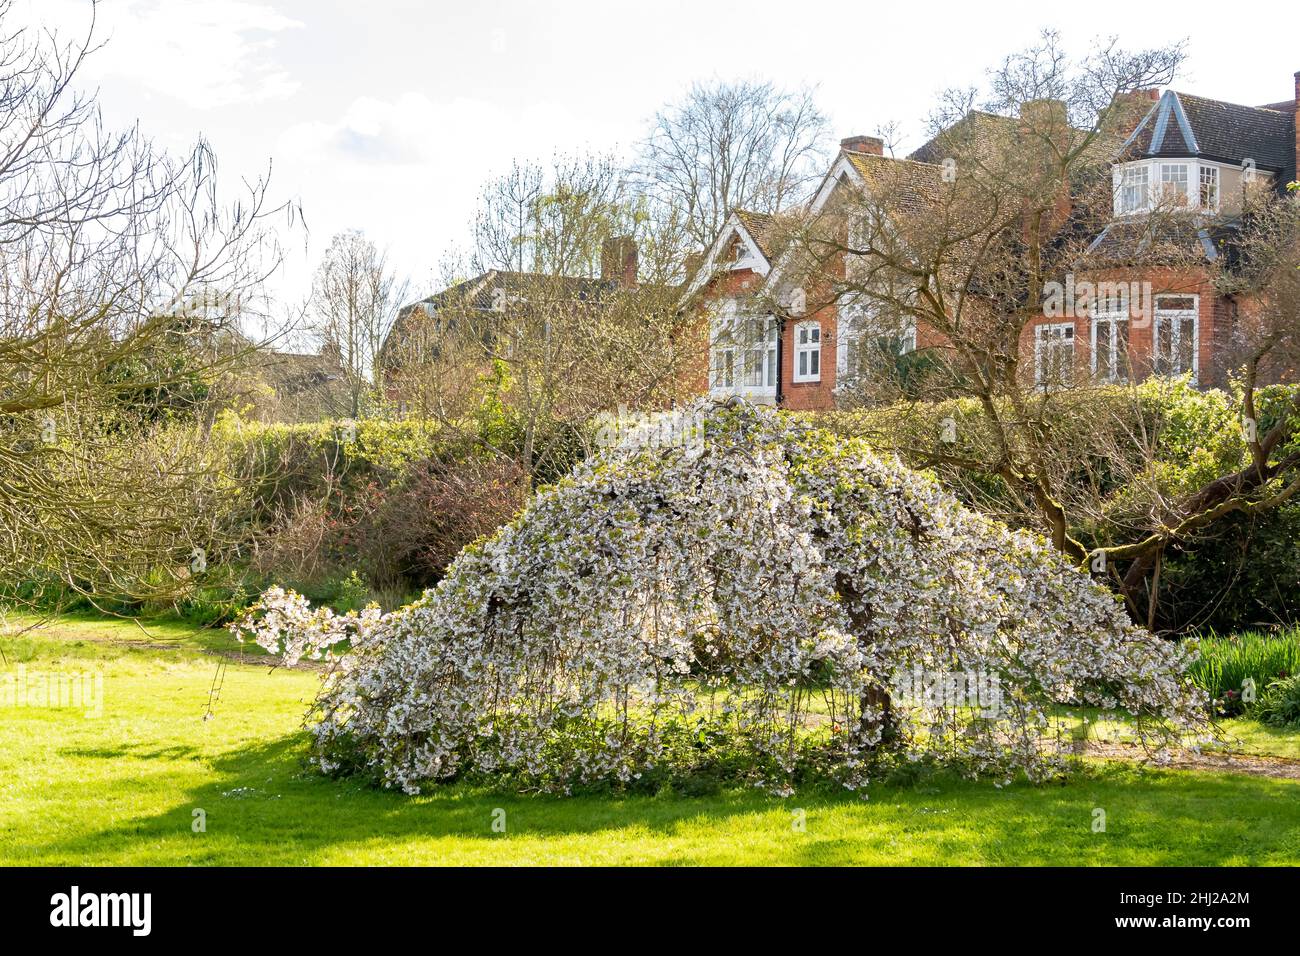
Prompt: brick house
<box><xmin>685</xmin><ymin>74</ymin><xmax>1300</xmax><ymax>409</ymax></box>
<box><xmin>380</xmin><ymin>237</ymin><xmax>640</xmax><ymax>409</ymax></box>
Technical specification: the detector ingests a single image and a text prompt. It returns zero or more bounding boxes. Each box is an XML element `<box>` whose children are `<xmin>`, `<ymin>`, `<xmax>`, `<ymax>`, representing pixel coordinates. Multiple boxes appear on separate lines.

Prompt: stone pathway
<box><xmin>1082</xmin><ymin>740</ymin><xmax>1300</xmax><ymax>780</ymax></box>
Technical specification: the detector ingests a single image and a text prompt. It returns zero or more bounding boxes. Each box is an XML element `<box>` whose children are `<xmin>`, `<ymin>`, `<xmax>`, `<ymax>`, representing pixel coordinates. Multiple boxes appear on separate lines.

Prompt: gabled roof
<box><xmin>908</xmin><ymin>110</ymin><xmax>1019</xmax><ymax>165</ymax></box>
<box><xmin>382</xmin><ymin>270</ymin><xmax>611</xmax><ymax>364</ymax></box>
<box><xmin>680</xmin><ymin>208</ymin><xmax>784</xmax><ymax>302</ymax></box>
<box><xmin>842</xmin><ymin>151</ymin><xmax>945</xmax><ymax>216</ymax></box>
<box><xmin>733</xmin><ymin>210</ymin><xmax>779</xmax><ymax>259</ymax></box>
<box><xmin>1122</xmin><ymin>90</ymin><xmax>1296</xmax><ymax>180</ymax></box>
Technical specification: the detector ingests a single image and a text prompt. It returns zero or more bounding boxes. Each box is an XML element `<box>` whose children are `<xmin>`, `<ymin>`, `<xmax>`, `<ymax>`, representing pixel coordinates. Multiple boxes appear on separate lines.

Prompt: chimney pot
<box><xmin>840</xmin><ymin>135</ymin><xmax>884</xmax><ymax>156</ymax></box>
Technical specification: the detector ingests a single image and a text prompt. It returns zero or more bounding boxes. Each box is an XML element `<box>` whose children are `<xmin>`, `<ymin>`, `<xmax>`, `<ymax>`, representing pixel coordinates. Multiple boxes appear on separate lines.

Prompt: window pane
<box><xmin>1177</xmin><ymin>316</ymin><xmax>1196</xmax><ymax>372</ymax></box>
<box><xmin>1160</xmin><ymin>163</ymin><xmax>1188</xmax><ymax>204</ymax></box>
<box><xmin>1096</xmin><ymin>321</ymin><xmax>1113</xmax><ymax>380</ymax></box>
<box><xmin>1122</xmin><ymin>165</ymin><xmax>1148</xmax><ymax>212</ymax></box>
<box><xmin>810</xmin><ymin>350</ymin><xmax>819</xmax><ymax>375</ymax></box>
<box><xmin>1199</xmin><ymin>166</ymin><xmax>1219</xmax><ymax>209</ymax></box>
<box><xmin>798</xmin><ymin>351</ymin><xmax>807</xmax><ymax>376</ymax></box>
<box><xmin>1115</xmin><ymin>320</ymin><xmax>1130</xmax><ymax>380</ymax></box>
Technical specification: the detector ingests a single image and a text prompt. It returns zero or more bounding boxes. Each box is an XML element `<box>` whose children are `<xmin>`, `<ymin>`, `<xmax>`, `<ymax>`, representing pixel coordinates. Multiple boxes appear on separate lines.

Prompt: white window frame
<box><xmin>710</xmin><ymin>342</ymin><xmax>736</xmax><ymax>389</ymax></box>
<box><xmin>1152</xmin><ymin>294</ymin><xmax>1199</xmax><ymax>383</ymax></box>
<box><xmin>1199</xmin><ymin>165</ymin><xmax>1220</xmax><ymax>212</ymax></box>
<box><xmin>1090</xmin><ymin>292</ymin><xmax>1130</xmax><ymax>383</ymax></box>
<box><xmin>1114</xmin><ymin>159</ymin><xmax>1229</xmax><ymax>216</ymax></box>
<box><xmin>1158</xmin><ymin>162</ymin><xmax>1189</xmax><ymax>206</ymax></box>
<box><xmin>836</xmin><ymin>300</ymin><xmax>916</xmax><ymax>389</ymax></box>
<box><xmin>1034</xmin><ymin>321</ymin><xmax>1075</xmax><ymax>388</ymax></box>
<box><xmin>740</xmin><ymin>315</ymin><xmax>779</xmax><ymax>391</ymax></box>
<box><xmin>709</xmin><ymin>299</ymin><xmax>777</xmax><ymax>396</ymax></box>
<box><xmin>1118</xmin><ymin>164</ymin><xmax>1149</xmax><ymax>214</ymax></box>
<box><xmin>793</xmin><ymin>320</ymin><xmax>821</xmax><ymax>383</ymax></box>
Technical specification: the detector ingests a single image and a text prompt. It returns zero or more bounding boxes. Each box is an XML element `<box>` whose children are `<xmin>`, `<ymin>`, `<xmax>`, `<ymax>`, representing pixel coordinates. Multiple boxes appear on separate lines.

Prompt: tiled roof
<box><xmin>1123</xmin><ymin>91</ymin><xmax>1296</xmax><ymax>180</ymax></box>
<box><xmin>734</xmin><ymin>209</ymin><xmax>777</xmax><ymax>258</ymax></box>
<box><xmin>907</xmin><ymin>110</ymin><xmax>1020</xmax><ymax>165</ymax></box>
<box><xmin>1081</xmin><ymin>215</ymin><xmax>1230</xmax><ymax>266</ymax></box>
<box><xmin>844</xmin><ymin>151</ymin><xmax>946</xmax><ymax>215</ymax></box>
<box><xmin>382</xmin><ymin>270</ymin><xmax>611</xmax><ymax>363</ymax></box>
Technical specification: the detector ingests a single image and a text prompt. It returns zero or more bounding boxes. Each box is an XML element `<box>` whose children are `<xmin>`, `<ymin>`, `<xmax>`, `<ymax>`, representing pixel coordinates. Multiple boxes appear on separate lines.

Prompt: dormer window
<box><xmin>1114</xmin><ymin>159</ymin><xmax>1229</xmax><ymax>215</ymax></box>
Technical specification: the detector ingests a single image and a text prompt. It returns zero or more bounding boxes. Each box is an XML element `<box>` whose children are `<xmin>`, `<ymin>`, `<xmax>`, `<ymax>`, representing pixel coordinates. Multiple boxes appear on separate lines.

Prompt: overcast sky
<box><xmin>30</xmin><ymin>0</ymin><xmax>1300</xmax><ymax>320</ymax></box>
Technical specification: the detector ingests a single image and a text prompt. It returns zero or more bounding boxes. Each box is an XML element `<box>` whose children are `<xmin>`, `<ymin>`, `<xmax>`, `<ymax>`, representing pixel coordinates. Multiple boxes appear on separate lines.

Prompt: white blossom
<box><xmin>233</xmin><ymin>400</ymin><xmax>1211</xmax><ymax>794</ymax></box>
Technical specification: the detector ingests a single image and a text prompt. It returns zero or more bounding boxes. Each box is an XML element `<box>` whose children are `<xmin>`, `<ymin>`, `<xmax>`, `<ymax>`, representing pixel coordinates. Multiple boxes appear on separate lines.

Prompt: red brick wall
<box><xmin>780</xmin><ymin>301</ymin><xmax>838</xmax><ymax>410</ymax></box>
<box><xmin>690</xmin><ymin>261</ymin><xmax>1233</xmax><ymax>407</ymax></box>
<box><xmin>1020</xmin><ymin>266</ymin><xmax>1220</xmax><ymax>385</ymax></box>
<box><xmin>682</xmin><ymin>266</ymin><xmax>770</xmax><ymax>397</ymax></box>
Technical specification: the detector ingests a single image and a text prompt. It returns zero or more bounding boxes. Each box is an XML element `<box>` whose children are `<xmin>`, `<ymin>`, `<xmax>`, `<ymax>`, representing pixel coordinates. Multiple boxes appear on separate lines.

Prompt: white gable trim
<box><xmin>680</xmin><ymin>213</ymin><xmax>771</xmax><ymax>303</ymax></box>
<box><xmin>766</xmin><ymin>153</ymin><xmax>868</xmax><ymax>293</ymax></box>
<box><xmin>810</xmin><ymin>153</ymin><xmax>867</xmax><ymax>215</ymax></box>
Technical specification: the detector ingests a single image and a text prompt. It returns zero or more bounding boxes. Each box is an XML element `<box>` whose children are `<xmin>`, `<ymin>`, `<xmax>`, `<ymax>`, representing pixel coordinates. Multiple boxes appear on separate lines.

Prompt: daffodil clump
<box><xmin>234</xmin><ymin>401</ymin><xmax>1212</xmax><ymax>794</ymax></box>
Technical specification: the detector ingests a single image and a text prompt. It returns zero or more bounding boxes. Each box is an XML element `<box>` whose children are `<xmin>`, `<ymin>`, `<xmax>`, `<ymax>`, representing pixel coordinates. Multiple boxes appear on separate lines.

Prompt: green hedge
<box><xmin>814</xmin><ymin>380</ymin><xmax>1300</xmax><ymax>634</ymax></box>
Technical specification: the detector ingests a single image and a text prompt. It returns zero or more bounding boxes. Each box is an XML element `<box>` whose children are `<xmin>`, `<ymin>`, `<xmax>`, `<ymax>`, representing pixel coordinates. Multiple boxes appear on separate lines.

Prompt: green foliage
<box><xmin>1255</xmin><ymin>674</ymin><xmax>1300</xmax><ymax>728</ymax></box>
<box><xmin>1160</xmin><ymin>503</ymin><xmax>1300</xmax><ymax>633</ymax></box>
<box><xmin>1187</xmin><ymin>628</ymin><xmax>1300</xmax><ymax>716</ymax></box>
<box><xmin>822</xmin><ymin>380</ymin><xmax>1300</xmax><ymax>633</ymax></box>
<box><xmin>99</xmin><ymin>334</ymin><xmax>212</xmax><ymax>427</ymax></box>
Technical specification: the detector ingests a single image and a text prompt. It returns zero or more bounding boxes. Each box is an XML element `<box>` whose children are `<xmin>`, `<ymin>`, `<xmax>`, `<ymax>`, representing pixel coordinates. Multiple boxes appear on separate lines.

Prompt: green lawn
<box><xmin>2</xmin><ymin>615</ymin><xmax>1299</xmax><ymax>866</ymax></box>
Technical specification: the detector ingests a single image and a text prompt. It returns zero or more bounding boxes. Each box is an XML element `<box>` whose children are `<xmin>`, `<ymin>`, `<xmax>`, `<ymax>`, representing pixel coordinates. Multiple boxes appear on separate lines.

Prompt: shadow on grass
<box><xmin>60</xmin><ymin>742</ymin><xmax>204</xmax><ymax>762</ymax></box>
<box><xmin>33</xmin><ymin>732</ymin><xmax>1300</xmax><ymax>866</ymax></box>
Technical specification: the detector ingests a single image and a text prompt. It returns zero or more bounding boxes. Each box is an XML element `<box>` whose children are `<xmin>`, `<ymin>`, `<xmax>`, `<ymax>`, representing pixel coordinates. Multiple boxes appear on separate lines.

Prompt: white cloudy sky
<box><xmin>28</xmin><ymin>0</ymin><xmax>1300</xmax><ymax>312</ymax></box>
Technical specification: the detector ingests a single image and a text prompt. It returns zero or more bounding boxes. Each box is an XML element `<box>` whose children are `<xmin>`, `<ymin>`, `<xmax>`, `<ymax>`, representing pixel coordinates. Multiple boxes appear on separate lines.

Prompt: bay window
<box><xmin>837</xmin><ymin>300</ymin><xmax>916</xmax><ymax>389</ymax></box>
<box><xmin>710</xmin><ymin>300</ymin><xmax>777</xmax><ymax>395</ymax></box>
<box><xmin>1114</xmin><ymin>160</ymin><xmax>1227</xmax><ymax>215</ymax></box>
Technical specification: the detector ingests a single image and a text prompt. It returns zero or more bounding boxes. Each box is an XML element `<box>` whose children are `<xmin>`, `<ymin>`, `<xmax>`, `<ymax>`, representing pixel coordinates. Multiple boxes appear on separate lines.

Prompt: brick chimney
<box><xmin>840</xmin><ymin>135</ymin><xmax>884</xmax><ymax>156</ymax></box>
<box><xmin>1018</xmin><ymin>99</ymin><xmax>1073</xmax><ymax>238</ymax></box>
<box><xmin>1107</xmin><ymin>88</ymin><xmax>1161</xmax><ymax>143</ymax></box>
<box><xmin>601</xmin><ymin>236</ymin><xmax>637</xmax><ymax>287</ymax></box>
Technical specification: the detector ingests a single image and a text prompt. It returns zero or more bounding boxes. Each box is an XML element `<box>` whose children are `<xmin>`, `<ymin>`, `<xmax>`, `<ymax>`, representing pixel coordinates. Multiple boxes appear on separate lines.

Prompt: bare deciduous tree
<box><xmin>390</xmin><ymin>155</ymin><xmax>694</xmax><ymax>480</ymax></box>
<box><xmin>770</xmin><ymin>33</ymin><xmax>1300</xmax><ymax>623</ymax></box>
<box><xmin>640</xmin><ymin>79</ymin><xmax>830</xmax><ymax>249</ymax></box>
<box><xmin>308</xmin><ymin>230</ymin><xmax>408</xmax><ymax>418</ymax></box>
<box><xmin>0</xmin><ymin>1</ymin><xmax>296</xmax><ymax>607</ymax></box>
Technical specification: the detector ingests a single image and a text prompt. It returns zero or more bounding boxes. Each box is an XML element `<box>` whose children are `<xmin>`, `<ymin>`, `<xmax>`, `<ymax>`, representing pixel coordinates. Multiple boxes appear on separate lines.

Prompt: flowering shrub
<box><xmin>233</xmin><ymin>400</ymin><xmax>1213</xmax><ymax>794</ymax></box>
